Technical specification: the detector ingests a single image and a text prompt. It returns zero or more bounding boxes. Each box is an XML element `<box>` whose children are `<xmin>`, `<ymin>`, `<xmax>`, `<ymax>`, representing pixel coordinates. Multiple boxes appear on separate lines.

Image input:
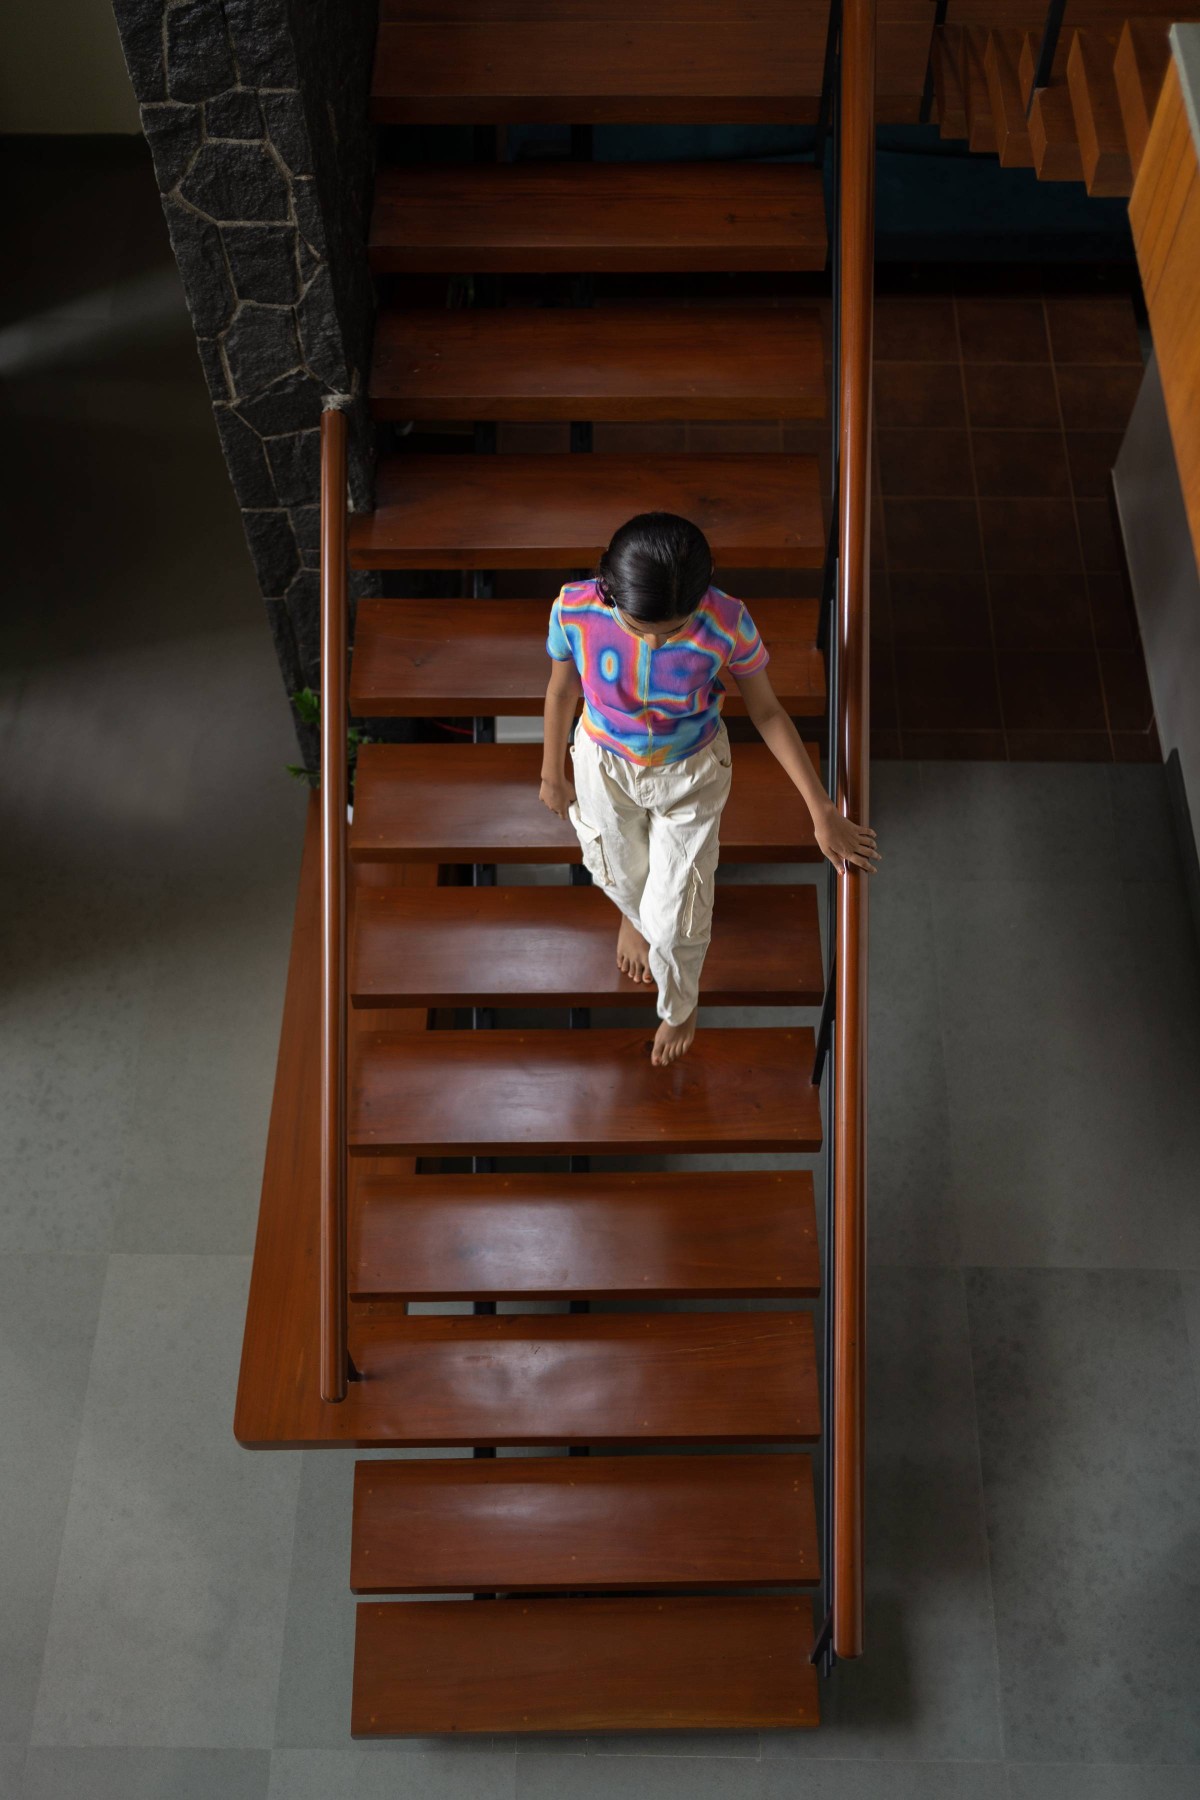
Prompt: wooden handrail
<box><xmin>832</xmin><ymin>0</ymin><xmax>875</xmax><ymax>1660</ymax></box>
<box><xmin>320</xmin><ymin>402</ymin><xmax>349</xmax><ymax>1404</ymax></box>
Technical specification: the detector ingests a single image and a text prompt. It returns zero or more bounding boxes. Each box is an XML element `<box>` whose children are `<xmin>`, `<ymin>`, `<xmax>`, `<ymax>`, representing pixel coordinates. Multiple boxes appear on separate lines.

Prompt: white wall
<box><xmin>1114</xmin><ymin>351</ymin><xmax>1200</xmax><ymax>821</ymax></box>
<box><xmin>0</xmin><ymin>1</ymin><xmax>140</xmax><ymax>134</ymax></box>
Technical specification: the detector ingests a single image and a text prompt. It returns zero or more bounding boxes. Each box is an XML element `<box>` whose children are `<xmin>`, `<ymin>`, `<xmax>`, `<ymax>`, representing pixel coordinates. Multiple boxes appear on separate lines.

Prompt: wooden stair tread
<box><xmin>368</xmin><ymin>161</ymin><xmax>828</xmax><ymax>273</ymax></box>
<box><xmin>350</xmin><ymin>1025</ymin><xmax>821</xmax><ymax>1155</ymax></box>
<box><xmin>351</xmin><ymin>880</ymin><xmax>823</xmax><ymax>1008</ymax></box>
<box><xmin>348</xmin><ymin>452</ymin><xmax>826</xmax><ymax>569</ymax></box>
<box><xmin>1068</xmin><ymin>29</ymin><xmax>1134</xmax><ymax>195</ymax></box>
<box><xmin>369</xmin><ymin>303</ymin><xmax>826</xmax><ymax>421</ymax></box>
<box><xmin>350</xmin><ymin>1169</ymin><xmax>820</xmax><ymax>1300</ymax></box>
<box><xmin>349</xmin><ymin>1309</ymin><xmax>819</xmax><ymax>1444</ymax></box>
<box><xmin>352</xmin><ymin>1593</ymin><xmax>820</xmax><ymax>1734</ymax></box>
<box><xmin>349</xmin><ymin>596</ymin><xmax>825</xmax><ymax>716</ymax></box>
<box><xmin>1115</xmin><ymin>18</ymin><xmax>1174</xmax><ymax>178</ymax></box>
<box><xmin>350</xmin><ymin>741</ymin><xmax>826</xmax><ymax>862</ymax></box>
<box><xmin>372</xmin><ymin>16</ymin><xmax>828</xmax><ymax>124</ymax></box>
<box><xmin>985</xmin><ymin>28</ymin><xmax>1034</xmax><ymax>167</ymax></box>
<box><xmin>350</xmin><ymin>1452</ymin><xmax>819</xmax><ymax>1592</ymax></box>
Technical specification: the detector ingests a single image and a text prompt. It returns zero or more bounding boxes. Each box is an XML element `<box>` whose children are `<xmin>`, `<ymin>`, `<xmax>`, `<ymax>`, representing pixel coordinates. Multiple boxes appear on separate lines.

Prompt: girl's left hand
<box><xmin>816</xmin><ymin>806</ymin><xmax>881</xmax><ymax>874</ymax></box>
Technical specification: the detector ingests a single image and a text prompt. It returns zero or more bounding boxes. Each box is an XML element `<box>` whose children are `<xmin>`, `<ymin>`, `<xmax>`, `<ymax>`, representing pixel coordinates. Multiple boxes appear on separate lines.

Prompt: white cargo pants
<box><xmin>567</xmin><ymin>721</ymin><xmax>734</xmax><ymax>1025</ymax></box>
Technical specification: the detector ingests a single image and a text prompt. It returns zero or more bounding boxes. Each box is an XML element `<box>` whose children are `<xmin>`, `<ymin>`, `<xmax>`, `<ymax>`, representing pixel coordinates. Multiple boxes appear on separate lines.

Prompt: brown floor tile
<box><xmin>1044</xmin><ymin>293</ymin><xmax>1142</xmax><ymax>364</ymax></box>
<box><xmin>876</xmin><ymin>428</ymin><xmax>974</xmax><ymax>496</ymax></box>
<box><xmin>870</xmin><ymin>569</ymin><xmax>894</xmax><ymax>647</ymax></box>
<box><xmin>1054</xmin><ymin>364</ymin><xmax>1142</xmax><ymax>430</ymax></box>
<box><xmin>903</xmin><ymin>728</ymin><xmax>1007</xmax><ymax>759</ymax></box>
<box><xmin>1064</xmin><ymin>430</ymin><xmax>1123</xmax><ymax>498</ymax></box>
<box><xmin>870</xmin><ymin>729</ymin><xmax>905</xmax><ymax>758</ymax></box>
<box><xmin>871</xmin><ymin>641</ymin><xmax>900</xmax><ymax>729</ymax></box>
<box><xmin>1087</xmin><ymin>569</ymin><xmax>1140</xmax><ymax>650</ymax></box>
<box><xmin>873</xmin><ymin>296</ymin><xmax>958</xmax><ymax>361</ymax></box>
<box><xmin>964</xmin><ymin>363</ymin><xmax>1060</xmax><ymax>429</ymax></box>
<box><xmin>1112</xmin><ymin>724</ymin><xmax>1162</xmax><ymax>763</ymax></box>
<box><xmin>1006</xmin><ymin>729</ymin><xmax>1113</xmax><ymax>761</ymax></box>
<box><xmin>874</xmin><ymin>362</ymin><xmax>967</xmax><ymax>429</ymax></box>
<box><xmin>990</xmin><ymin>566</ymin><xmax>1094</xmax><ymax>651</ymax></box>
<box><xmin>956</xmin><ymin>296</ymin><xmax>1050</xmax><ymax>362</ymax></box>
<box><xmin>979</xmin><ymin>498</ymin><xmax>1083</xmax><ymax>572</ymax></box>
<box><xmin>889</xmin><ymin>570</ymin><xmax>992</xmax><ymax>648</ymax></box>
<box><xmin>996</xmin><ymin>649</ymin><xmax>1108</xmax><ymax>730</ymax></box>
<box><xmin>971</xmin><ymin>429</ymin><xmax>1071</xmax><ymax>497</ymax></box>
<box><xmin>894</xmin><ymin>646</ymin><xmax>1003</xmax><ymax>730</ymax></box>
<box><xmin>1099</xmin><ymin>648</ymin><xmax>1155</xmax><ymax>731</ymax></box>
<box><xmin>1075</xmin><ymin>498</ymin><xmax>1123</xmax><ymax>572</ymax></box>
<box><xmin>885</xmin><ymin>497</ymin><xmax>983</xmax><ymax>570</ymax></box>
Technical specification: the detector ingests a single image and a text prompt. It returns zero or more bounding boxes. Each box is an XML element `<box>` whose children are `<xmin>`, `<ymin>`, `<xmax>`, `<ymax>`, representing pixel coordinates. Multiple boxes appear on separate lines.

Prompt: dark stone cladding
<box><xmin>112</xmin><ymin>0</ymin><xmax>382</xmax><ymax>774</ymax></box>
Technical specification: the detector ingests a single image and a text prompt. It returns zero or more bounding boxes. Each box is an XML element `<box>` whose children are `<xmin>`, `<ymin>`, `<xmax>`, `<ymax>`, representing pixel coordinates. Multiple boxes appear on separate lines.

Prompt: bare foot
<box><xmin>652</xmin><ymin>1006</ymin><xmax>698</xmax><ymax>1068</ymax></box>
<box><xmin>617</xmin><ymin>916</ymin><xmax>654</xmax><ymax>985</ymax></box>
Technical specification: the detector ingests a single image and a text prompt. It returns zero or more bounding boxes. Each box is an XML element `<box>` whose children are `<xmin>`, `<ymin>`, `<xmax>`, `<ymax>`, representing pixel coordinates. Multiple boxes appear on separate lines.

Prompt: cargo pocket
<box><xmin>570</xmin><ymin>804</ymin><xmax>612</xmax><ymax>887</ymax></box>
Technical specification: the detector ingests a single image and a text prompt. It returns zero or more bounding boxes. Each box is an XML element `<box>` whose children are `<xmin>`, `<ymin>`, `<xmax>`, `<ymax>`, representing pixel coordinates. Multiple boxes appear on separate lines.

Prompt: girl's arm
<box><xmin>539</xmin><ymin>657</ymin><xmax>583</xmax><ymax>819</ymax></box>
<box><xmin>733</xmin><ymin>667</ymin><xmax>881</xmax><ymax>874</ymax></box>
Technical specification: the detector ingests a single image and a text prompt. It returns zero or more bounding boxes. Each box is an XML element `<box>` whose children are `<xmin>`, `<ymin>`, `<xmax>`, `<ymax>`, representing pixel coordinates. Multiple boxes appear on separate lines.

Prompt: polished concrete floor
<box><xmin>1</xmin><ymin>142</ymin><xmax>1199</xmax><ymax>1800</ymax></box>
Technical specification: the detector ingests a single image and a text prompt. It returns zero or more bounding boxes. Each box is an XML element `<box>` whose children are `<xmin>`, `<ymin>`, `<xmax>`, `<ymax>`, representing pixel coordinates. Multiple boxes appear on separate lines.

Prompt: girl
<box><xmin>539</xmin><ymin>511</ymin><xmax>880</xmax><ymax>1068</ymax></box>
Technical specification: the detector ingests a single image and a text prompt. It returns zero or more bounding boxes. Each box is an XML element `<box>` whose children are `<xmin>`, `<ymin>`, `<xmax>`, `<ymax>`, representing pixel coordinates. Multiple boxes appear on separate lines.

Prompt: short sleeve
<box><xmin>546</xmin><ymin>592</ymin><xmax>574</xmax><ymax>662</ymax></box>
<box><xmin>727</xmin><ymin>602</ymin><xmax>770</xmax><ymax>677</ymax></box>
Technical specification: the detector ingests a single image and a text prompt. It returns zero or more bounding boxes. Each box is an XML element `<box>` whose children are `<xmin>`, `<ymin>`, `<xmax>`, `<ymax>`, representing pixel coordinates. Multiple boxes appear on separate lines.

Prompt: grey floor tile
<box><xmin>1183</xmin><ymin>1275</ymin><xmax>1200</xmax><ymax>1404</ymax></box>
<box><xmin>21</xmin><ymin>1748</ymin><xmax>270</xmax><ymax>1800</ymax></box>
<box><xmin>30</xmin><ymin>1256</ymin><xmax>300</xmax><ymax>1748</ymax></box>
<box><xmin>1108</xmin><ymin>764</ymin><xmax>1185</xmax><ymax>883</ymax></box>
<box><xmin>270</xmin><ymin>1748</ymin><xmax>518</xmax><ymax>1799</ymax></box>
<box><xmin>0</xmin><ymin>1751</ymin><xmax>23</xmax><ymax>1800</ymax></box>
<box><xmin>0</xmin><ymin>1255</ymin><xmax>106</xmax><ymax>1748</ymax></box>
<box><xmin>967</xmin><ymin>1269</ymin><xmax>1200</xmax><ymax>1763</ymax></box>
<box><xmin>518</xmin><ymin>1753</ymin><xmax>764</xmax><ymax>1800</ymax></box>
<box><xmin>917</xmin><ymin>763</ymin><xmax>1120</xmax><ymax>883</ymax></box>
<box><xmin>586</xmin><ymin>1731</ymin><xmax>760</xmax><ymax>1758</ymax></box>
<box><xmin>763</xmin><ymin>1765</ymin><xmax>1007</xmax><ymax>1799</ymax></box>
<box><xmin>1007</xmin><ymin>1767</ymin><xmax>1200</xmax><ymax>1800</ymax></box>
<box><xmin>765</xmin><ymin>1269</ymin><xmax>1003</xmax><ymax>1761</ymax></box>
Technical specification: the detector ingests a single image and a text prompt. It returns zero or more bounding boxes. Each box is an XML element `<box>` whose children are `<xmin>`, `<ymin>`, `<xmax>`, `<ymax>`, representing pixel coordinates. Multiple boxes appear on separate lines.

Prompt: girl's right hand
<box><xmin>539</xmin><ymin>776</ymin><xmax>576</xmax><ymax>820</ymax></box>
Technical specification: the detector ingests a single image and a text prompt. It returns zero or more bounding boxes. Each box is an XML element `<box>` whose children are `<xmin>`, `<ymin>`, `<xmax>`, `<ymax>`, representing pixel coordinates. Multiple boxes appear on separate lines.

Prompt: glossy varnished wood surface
<box><xmin>347</xmin><ymin>452</ymin><xmax>826</xmax><ymax>569</ymax></box>
<box><xmin>350</xmin><ymin>881</ymin><xmax>824</xmax><ymax>1007</ymax></box>
<box><xmin>984</xmin><ymin>29</ymin><xmax>1034</xmax><ymax>165</ymax></box>
<box><xmin>352</xmin><ymin>1593</ymin><xmax>819</xmax><ymax>1734</ymax></box>
<box><xmin>1115</xmin><ymin>19</ymin><xmax>1174</xmax><ymax>176</ymax></box>
<box><xmin>350</xmin><ymin>1169</ymin><xmax>820</xmax><ymax>1300</ymax></box>
<box><xmin>349</xmin><ymin>1025</ymin><xmax>822</xmax><ymax>1155</ymax></box>
<box><xmin>350</xmin><ymin>1452</ymin><xmax>819</xmax><ymax>1591</ymax></box>
<box><xmin>369</xmin><ymin>304</ymin><xmax>827</xmax><ymax>420</ymax></box>
<box><xmin>349</xmin><ymin>595</ymin><xmax>825</xmax><ymax>715</ymax></box>
<box><xmin>350</xmin><ymin>741</ymin><xmax>825</xmax><ymax>862</ymax></box>
<box><xmin>349</xmin><ymin>1310</ymin><xmax>819</xmax><ymax>1444</ymax></box>
<box><xmin>368</xmin><ymin>161</ymin><xmax>827</xmax><ymax>273</ymax></box>
<box><xmin>1068</xmin><ymin>28</ymin><xmax>1133</xmax><ymax>193</ymax></box>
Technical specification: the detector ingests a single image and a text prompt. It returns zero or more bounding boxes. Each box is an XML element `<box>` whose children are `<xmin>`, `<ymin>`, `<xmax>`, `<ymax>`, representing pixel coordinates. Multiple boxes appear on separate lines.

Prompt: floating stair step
<box><xmin>350</xmin><ymin>1452</ymin><xmax>819</xmax><ymax>1593</ymax></box>
<box><xmin>1021</xmin><ymin>35</ymin><xmax>1085</xmax><ymax>182</ymax></box>
<box><xmin>350</xmin><ymin>1169</ymin><xmax>820</xmax><ymax>1300</ymax></box>
<box><xmin>963</xmin><ymin>27</ymin><xmax>999</xmax><ymax>154</ymax></box>
<box><xmin>350</xmin><ymin>596</ymin><xmax>824</xmax><ymax>717</ymax></box>
<box><xmin>349</xmin><ymin>1309</ymin><xmax>820</xmax><ymax>1444</ymax></box>
<box><xmin>1114</xmin><ymin>19</ymin><xmax>1174</xmax><ymax>178</ymax></box>
<box><xmin>351</xmin><ymin>881</ymin><xmax>823</xmax><ymax>1009</ymax></box>
<box><xmin>933</xmin><ymin>25</ymin><xmax>968</xmax><ymax>138</ymax></box>
<box><xmin>350</xmin><ymin>741</ymin><xmax>826</xmax><ymax>863</ymax></box>
<box><xmin>350</xmin><ymin>1025</ymin><xmax>821</xmax><ymax>1155</ymax></box>
<box><xmin>985</xmin><ymin>29</ymin><xmax>1034</xmax><ymax>167</ymax></box>
<box><xmin>1067</xmin><ymin>29</ymin><xmax>1132</xmax><ymax>195</ymax></box>
<box><xmin>372</xmin><ymin>7</ymin><xmax>826</xmax><ymax>124</ymax></box>
<box><xmin>369</xmin><ymin>302</ymin><xmax>827</xmax><ymax>421</ymax></box>
<box><xmin>348</xmin><ymin>452</ymin><xmax>826</xmax><ymax>569</ymax></box>
<box><xmin>368</xmin><ymin>161</ymin><xmax>828</xmax><ymax>274</ymax></box>
<box><xmin>352</xmin><ymin>1593</ymin><xmax>820</xmax><ymax>1734</ymax></box>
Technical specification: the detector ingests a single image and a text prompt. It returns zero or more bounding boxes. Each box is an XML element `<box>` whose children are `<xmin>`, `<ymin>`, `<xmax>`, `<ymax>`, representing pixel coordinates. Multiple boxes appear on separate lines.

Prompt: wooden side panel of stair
<box><xmin>369</xmin><ymin>162</ymin><xmax>828</xmax><ymax>274</ymax></box>
<box><xmin>350</xmin><ymin>1170</ymin><xmax>820</xmax><ymax>1300</ymax></box>
<box><xmin>352</xmin><ymin>1595</ymin><xmax>820</xmax><ymax>1735</ymax></box>
<box><xmin>964</xmin><ymin>27</ymin><xmax>1000</xmax><ymax>152</ymax></box>
<box><xmin>1023</xmin><ymin>31</ymin><xmax>1086</xmax><ymax>182</ymax></box>
<box><xmin>350</xmin><ymin>1453</ymin><xmax>819</xmax><ymax>1592</ymax></box>
<box><xmin>985</xmin><ymin>28</ymin><xmax>1035</xmax><ymax>165</ymax></box>
<box><xmin>350</xmin><ymin>882</ymin><xmax>825</xmax><ymax>1008</ymax></box>
<box><xmin>1069</xmin><ymin>29</ymin><xmax>1135</xmax><ymax>193</ymax></box>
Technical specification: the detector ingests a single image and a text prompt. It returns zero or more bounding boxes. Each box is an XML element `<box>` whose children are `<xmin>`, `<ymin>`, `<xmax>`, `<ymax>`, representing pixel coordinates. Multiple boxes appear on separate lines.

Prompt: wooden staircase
<box><xmin>930</xmin><ymin>12</ymin><xmax>1191</xmax><ymax>194</ymax></box>
<box><xmin>237</xmin><ymin>0</ymin><xmax>876</xmax><ymax>1740</ymax></box>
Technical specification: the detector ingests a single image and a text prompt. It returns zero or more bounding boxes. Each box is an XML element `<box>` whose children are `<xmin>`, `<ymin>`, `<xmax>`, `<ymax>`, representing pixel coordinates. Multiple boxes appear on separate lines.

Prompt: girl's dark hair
<box><xmin>594</xmin><ymin>511</ymin><xmax>715</xmax><ymax>622</ymax></box>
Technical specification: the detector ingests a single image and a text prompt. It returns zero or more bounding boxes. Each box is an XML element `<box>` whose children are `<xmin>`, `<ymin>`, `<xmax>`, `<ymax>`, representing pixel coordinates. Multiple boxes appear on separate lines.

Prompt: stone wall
<box><xmin>111</xmin><ymin>0</ymin><xmax>381</xmax><ymax>773</ymax></box>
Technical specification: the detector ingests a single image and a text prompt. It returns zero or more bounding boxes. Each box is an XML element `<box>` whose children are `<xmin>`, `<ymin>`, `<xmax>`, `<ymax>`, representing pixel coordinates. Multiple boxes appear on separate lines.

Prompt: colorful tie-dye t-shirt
<box><xmin>545</xmin><ymin>578</ymin><xmax>770</xmax><ymax>767</ymax></box>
